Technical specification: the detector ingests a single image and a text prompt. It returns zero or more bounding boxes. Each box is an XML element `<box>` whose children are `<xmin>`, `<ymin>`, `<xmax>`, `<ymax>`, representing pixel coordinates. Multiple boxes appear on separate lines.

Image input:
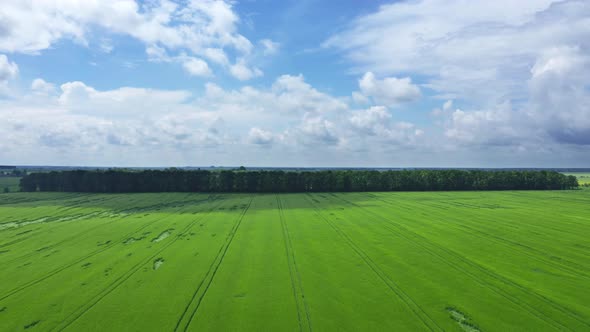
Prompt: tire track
<box><xmin>174</xmin><ymin>196</ymin><xmax>253</xmax><ymax>332</ymax></box>
<box><xmin>0</xmin><ymin>193</ymin><xmax>93</xmax><ymax>207</ymax></box>
<box><xmin>277</xmin><ymin>195</ymin><xmax>312</xmax><ymax>332</ymax></box>
<box><xmin>305</xmin><ymin>194</ymin><xmax>442</xmax><ymax>332</ymax></box>
<box><xmin>0</xmin><ymin>198</ymin><xmax>208</xmax><ymax>302</ymax></box>
<box><xmin>51</xmin><ymin>197</ymin><xmax>225</xmax><ymax>332</ymax></box>
<box><xmin>1</xmin><ymin>195</ymin><xmax>215</xmax><ymax>264</ymax></box>
<box><xmin>372</xmin><ymin>194</ymin><xmax>590</xmax><ymax>278</ymax></box>
<box><xmin>332</xmin><ymin>194</ymin><xmax>587</xmax><ymax>331</ymax></box>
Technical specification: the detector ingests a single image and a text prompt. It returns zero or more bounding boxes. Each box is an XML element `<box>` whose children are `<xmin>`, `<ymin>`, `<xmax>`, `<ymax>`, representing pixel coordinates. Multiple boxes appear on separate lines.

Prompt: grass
<box><xmin>562</xmin><ymin>172</ymin><xmax>590</xmax><ymax>185</ymax></box>
<box><xmin>0</xmin><ymin>177</ymin><xmax>20</xmax><ymax>193</ymax></box>
<box><xmin>0</xmin><ymin>190</ymin><xmax>589</xmax><ymax>331</ymax></box>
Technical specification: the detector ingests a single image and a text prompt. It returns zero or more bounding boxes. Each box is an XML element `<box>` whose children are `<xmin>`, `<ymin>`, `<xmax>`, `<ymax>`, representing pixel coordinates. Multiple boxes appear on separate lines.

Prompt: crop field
<box><xmin>0</xmin><ymin>178</ymin><xmax>20</xmax><ymax>193</ymax></box>
<box><xmin>563</xmin><ymin>172</ymin><xmax>590</xmax><ymax>185</ymax></box>
<box><xmin>0</xmin><ymin>191</ymin><xmax>589</xmax><ymax>331</ymax></box>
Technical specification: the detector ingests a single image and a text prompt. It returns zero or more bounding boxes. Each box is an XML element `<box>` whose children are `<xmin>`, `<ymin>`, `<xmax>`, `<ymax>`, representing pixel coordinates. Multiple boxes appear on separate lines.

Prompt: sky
<box><xmin>0</xmin><ymin>0</ymin><xmax>589</xmax><ymax>168</ymax></box>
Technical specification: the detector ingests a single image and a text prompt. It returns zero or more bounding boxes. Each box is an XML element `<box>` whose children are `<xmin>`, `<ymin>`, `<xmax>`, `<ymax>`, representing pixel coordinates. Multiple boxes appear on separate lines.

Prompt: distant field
<box><xmin>0</xmin><ymin>191</ymin><xmax>589</xmax><ymax>331</ymax></box>
<box><xmin>563</xmin><ymin>172</ymin><xmax>590</xmax><ymax>185</ymax></box>
<box><xmin>0</xmin><ymin>177</ymin><xmax>20</xmax><ymax>192</ymax></box>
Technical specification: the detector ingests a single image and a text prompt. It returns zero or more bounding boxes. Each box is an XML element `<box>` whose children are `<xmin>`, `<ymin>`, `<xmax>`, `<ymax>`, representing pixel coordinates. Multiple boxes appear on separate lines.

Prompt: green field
<box><xmin>0</xmin><ymin>177</ymin><xmax>20</xmax><ymax>193</ymax></box>
<box><xmin>563</xmin><ymin>173</ymin><xmax>590</xmax><ymax>185</ymax></box>
<box><xmin>0</xmin><ymin>191</ymin><xmax>589</xmax><ymax>331</ymax></box>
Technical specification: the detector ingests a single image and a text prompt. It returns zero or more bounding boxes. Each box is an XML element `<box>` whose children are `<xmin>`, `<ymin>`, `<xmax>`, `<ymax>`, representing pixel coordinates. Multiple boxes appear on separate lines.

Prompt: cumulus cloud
<box><xmin>350</xmin><ymin>106</ymin><xmax>424</xmax><ymax>145</ymax></box>
<box><xmin>260</xmin><ymin>39</ymin><xmax>280</xmax><ymax>56</ymax></box>
<box><xmin>326</xmin><ymin>0</ymin><xmax>590</xmax><ymax>101</ymax></box>
<box><xmin>298</xmin><ymin>114</ymin><xmax>339</xmax><ymax>145</ymax></box>
<box><xmin>182</xmin><ymin>57</ymin><xmax>212</xmax><ymax>77</ymax></box>
<box><xmin>0</xmin><ymin>72</ymin><xmax>431</xmax><ymax>165</ymax></box>
<box><xmin>0</xmin><ymin>54</ymin><xmax>18</xmax><ymax>82</ymax></box>
<box><xmin>203</xmin><ymin>48</ymin><xmax>230</xmax><ymax>66</ymax></box>
<box><xmin>442</xmin><ymin>45</ymin><xmax>590</xmax><ymax>148</ymax></box>
<box><xmin>358</xmin><ymin>72</ymin><xmax>421</xmax><ymax>106</ymax></box>
<box><xmin>230</xmin><ymin>58</ymin><xmax>263</xmax><ymax>81</ymax></box>
<box><xmin>328</xmin><ymin>0</ymin><xmax>590</xmax><ymax>151</ymax></box>
<box><xmin>529</xmin><ymin>46</ymin><xmax>590</xmax><ymax>145</ymax></box>
<box><xmin>350</xmin><ymin>106</ymin><xmax>391</xmax><ymax>134</ymax></box>
<box><xmin>31</xmin><ymin>78</ymin><xmax>56</xmax><ymax>95</ymax></box>
<box><xmin>99</xmin><ymin>38</ymin><xmax>114</xmax><ymax>53</ymax></box>
<box><xmin>0</xmin><ymin>0</ymin><xmax>272</xmax><ymax>80</ymax></box>
<box><xmin>58</xmin><ymin>81</ymin><xmax>192</xmax><ymax>116</ymax></box>
<box><xmin>248</xmin><ymin>127</ymin><xmax>274</xmax><ymax>145</ymax></box>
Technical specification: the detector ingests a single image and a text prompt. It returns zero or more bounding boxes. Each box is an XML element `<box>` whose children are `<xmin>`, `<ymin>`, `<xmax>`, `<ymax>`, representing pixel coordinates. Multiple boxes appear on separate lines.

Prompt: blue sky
<box><xmin>0</xmin><ymin>0</ymin><xmax>589</xmax><ymax>167</ymax></box>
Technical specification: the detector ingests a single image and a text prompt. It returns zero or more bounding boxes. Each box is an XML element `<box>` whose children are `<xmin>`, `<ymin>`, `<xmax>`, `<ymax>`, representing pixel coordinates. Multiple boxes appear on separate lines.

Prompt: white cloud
<box><xmin>328</xmin><ymin>0</ymin><xmax>590</xmax><ymax>151</ymax></box>
<box><xmin>99</xmin><ymin>38</ymin><xmax>114</xmax><ymax>53</ymax></box>
<box><xmin>0</xmin><ymin>0</ymin><xmax>269</xmax><ymax>80</ymax></box>
<box><xmin>529</xmin><ymin>46</ymin><xmax>590</xmax><ymax>145</ymax></box>
<box><xmin>358</xmin><ymin>72</ymin><xmax>421</xmax><ymax>106</ymax></box>
<box><xmin>203</xmin><ymin>48</ymin><xmax>230</xmax><ymax>66</ymax></box>
<box><xmin>351</xmin><ymin>91</ymin><xmax>369</xmax><ymax>105</ymax></box>
<box><xmin>58</xmin><ymin>81</ymin><xmax>192</xmax><ymax>116</ymax></box>
<box><xmin>3</xmin><ymin>70</ymin><xmax>589</xmax><ymax>166</ymax></box>
<box><xmin>443</xmin><ymin>100</ymin><xmax>453</xmax><ymax>112</ymax></box>
<box><xmin>260</xmin><ymin>39</ymin><xmax>280</xmax><ymax>56</ymax></box>
<box><xmin>230</xmin><ymin>58</ymin><xmax>262</xmax><ymax>81</ymax></box>
<box><xmin>350</xmin><ymin>106</ymin><xmax>424</xmax><ymax>145</ymax></box>
<box><xmin>182</xmin><ymin>57</ymin><xmax>212</xmax><ymax>77</ymax></box>
<box><xmin>0</xmin><ymin>54</ymin><xmax>18</xmax><ymax>82</ymax></box>
<box><xmin>350</xmin><ymin>106</ymin><xmax>391</xmax><ymax>133</ymax></box>
<box><xmin>248</xmin><ymin>127</ymin><xmax>274</xmax><ymax>145</ymax></box>
<box><xmin>31</xmin><ymin>78</ymin><xmax>56</xmax><ymax>95</ymax></box>
<box><xmin>325</xmin><ymin>0</ymin><xmax>589</xmax><ymax>102</ymax></box>
<box><xmin>2</xmin><ymin>72</ymin><xmax>432</xmax><ymax>165</ymax></box>
<box><xmin>146</xmin><ymin>44</ymin><xmax>170</xmax><ymax>62</ymax></box>
<box><xmin>297</xmin><ymin>113</ymin><xmax>339</xmax><ymax>146</ymax></box>
<box><xmin>442</xmin><ymin>46</ymin><xmax>590</xmax><ymax>147</ymax></box>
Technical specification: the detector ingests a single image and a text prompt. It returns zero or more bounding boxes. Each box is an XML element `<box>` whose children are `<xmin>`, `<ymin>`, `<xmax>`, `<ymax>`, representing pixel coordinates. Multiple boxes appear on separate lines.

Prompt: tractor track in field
<box><xmin>0</xmin><ymin>195</ymin><xmax>217</xmax><ymax>264</ymax></box>
<box><xmin>305</xmin><ymin>194</ymin><xmax>442</xmax><ymax>332</ymax></box>
<box><xmin>174</xmin><ymin>196</ymin><xmax>253</xmax><ymax>332</ymax></box>
<box><xmin>0</xmin><ymin>193</ymin><xmax>94</xmax><ymax>207</ymax></box>
<box><xmin>332</xmin><ymin>194</ymin><xmax>589</xmax><ymax>331</ymax></box>
<box><xmin>51</xmin><ymin>197</ymin><xmax>225</xmax><ymax>332</ymax></box>
<box><xmin>0</xmin><ymin>212</ymin><xmax>130</xmax><ymax>265</ymax></box>
<box><xmin>276</xmin><ymin>195</ymin><xmax>313</xmax><ymax>332</ymax></box>
<box><xmin>416</xmin><ymin>195</ymin><xmax>590</xmax><ymax>242</ymax></box>
<box><xmin>0</xmin><ymin>198</ymin><xmax>212</xmax><ymax>302</ymax></box>
<box><xmin>371</xmin><ymin>194</ymin><xmax>590</xmax><ymax>279</ymax></box>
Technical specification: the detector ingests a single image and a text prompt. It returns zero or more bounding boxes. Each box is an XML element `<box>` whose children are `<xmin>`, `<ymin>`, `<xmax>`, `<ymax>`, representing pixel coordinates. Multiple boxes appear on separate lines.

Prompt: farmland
<box><xmin>563</xmin><ymin>172</ymin><xmax>590</xmax><ymax>185</ymax></box>
<box><xmin>0</xmin><ymin>190</ymin><xmax>589</xmax><ymax>331</ymax></box>
<box><xmin>0</xmin><ymin>177</ymin><xmax>20</xmax><ymax>193</ymax></box>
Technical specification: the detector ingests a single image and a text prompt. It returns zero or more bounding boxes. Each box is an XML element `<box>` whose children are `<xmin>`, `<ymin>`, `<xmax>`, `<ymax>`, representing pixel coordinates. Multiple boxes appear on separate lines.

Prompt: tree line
<box><xmin>19</xmin><ymin>169</ymin><xmax>578</xmax><ymax>193</ymax></box>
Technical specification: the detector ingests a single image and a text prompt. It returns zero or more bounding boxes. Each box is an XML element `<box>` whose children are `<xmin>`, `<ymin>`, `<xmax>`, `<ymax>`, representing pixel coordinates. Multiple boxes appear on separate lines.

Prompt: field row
<box><xmin>0</xmin><ymin>191</ymin><xmax>589</xmax><ymax>331</ymax></box>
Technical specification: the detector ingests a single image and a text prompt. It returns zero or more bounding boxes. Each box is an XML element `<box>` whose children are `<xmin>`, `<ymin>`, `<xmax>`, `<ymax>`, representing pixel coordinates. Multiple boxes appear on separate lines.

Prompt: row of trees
<box><xmin>20</xmin><ymin>169</ymin><xmax>578</xmax><ymax>193</ymax></box>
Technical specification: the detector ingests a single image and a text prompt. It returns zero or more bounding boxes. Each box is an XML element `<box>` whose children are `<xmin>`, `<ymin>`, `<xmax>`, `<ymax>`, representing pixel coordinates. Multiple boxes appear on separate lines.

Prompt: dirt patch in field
<box><xmin>124</xmin><ymin>234</ymin><xmax>148</xmax><ymax>244</ymax></box>
<box><xmin>152</xmin><ymin>229</ymin><xmax>173</xmax><ymax>243</ymax></box>
<box><xmin>24</xmin><ymin>320</ymin><xmax>40</xmax><ymax>329</ymax></box>
<box><xmin>0</xmin><ymin>212</ymin><xmax>104</xmax><ymax>231</ymax></box>
<box><xmin>446</xmin><ymin>307</ymin><xmax>481</xmax><ymax>332</ymax></box>
<box><xmin>153</xmin><ymin>257</ymin><xmax>165</xmax><ymax>270</ymax></box>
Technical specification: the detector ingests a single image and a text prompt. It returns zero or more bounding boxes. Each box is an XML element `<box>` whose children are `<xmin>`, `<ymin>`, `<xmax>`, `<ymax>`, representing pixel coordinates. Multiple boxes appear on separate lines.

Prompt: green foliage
<box><xmin>19</xmin><ymin>169</ymin><xmax>578</xmax><ymax>193</ymax></box>
<box><xmin>0</xmin><ymin>191</ymin><xmax>589</xmax><ymax>330</ymax></box>
<box><xmin>562</xmin><ymin>172</ymin><xmax>590</xmax><ymax>185</ymax></box>
<box><xmin>0</xmin><ymin>177</ymin><xmax>20</xmax><ymax>192</ymax></box>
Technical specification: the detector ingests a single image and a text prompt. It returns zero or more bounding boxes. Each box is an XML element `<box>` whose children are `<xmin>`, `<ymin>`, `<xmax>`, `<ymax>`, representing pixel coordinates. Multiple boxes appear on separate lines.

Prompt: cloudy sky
<box><xmin>0</xmin><ymin>0</ymin><xmax>589</xmax><ymax>167</ymax></box>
